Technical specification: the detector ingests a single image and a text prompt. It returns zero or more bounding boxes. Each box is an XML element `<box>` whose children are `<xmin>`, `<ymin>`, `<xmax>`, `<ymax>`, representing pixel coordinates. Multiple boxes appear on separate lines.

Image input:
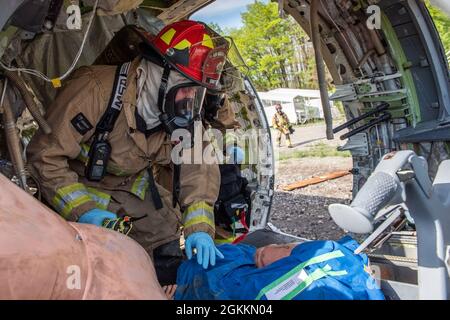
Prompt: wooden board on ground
<box><xmin>281</xmin><ymin>170</ymin><xmax>351</xmax><ymax>191</ymax></box>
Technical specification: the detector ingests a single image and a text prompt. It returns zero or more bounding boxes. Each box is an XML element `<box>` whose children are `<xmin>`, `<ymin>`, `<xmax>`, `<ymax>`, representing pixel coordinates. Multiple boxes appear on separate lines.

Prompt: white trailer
<box><xmin>257</xmin><ymin>88</ymin><xmax>336</xmax><ymax>125</ymax></box>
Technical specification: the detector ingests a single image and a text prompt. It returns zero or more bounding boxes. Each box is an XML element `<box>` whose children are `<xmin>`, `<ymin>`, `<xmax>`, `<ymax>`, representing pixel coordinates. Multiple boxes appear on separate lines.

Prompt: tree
<box><xmin>208</xmin><ymin>22</ymin><xmax>224</xmax><ymax>35</ymax></box>
<box><xmin>208</xmin><ymin>1</ymin><xmax>449</xmax><ymax>91</ymax></box>
<box><xmin>224</xmin><ymin>1</ymin><xmax>318</xmax><ymax>91</ymax></box>
<box><xmin>425</xmin><ymin>1</ymin><xmax>450</xmax><ymax>57</ymax></box>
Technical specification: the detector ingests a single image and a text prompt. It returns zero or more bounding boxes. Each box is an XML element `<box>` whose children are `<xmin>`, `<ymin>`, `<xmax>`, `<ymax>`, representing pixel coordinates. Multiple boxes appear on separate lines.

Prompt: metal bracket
<box><xmin>354</xmin><ymin>206</ymin><xmax>404</xmax><ymax>254</ymax></box>
<box><xmin>409</xmin><ymin>155</ymin><xmax>433</xmax><ymax>198</ymax></box>
<box><xmin>338</xmin><ymin>132</ymin><xmax>369</xmax><ymax>156</ymax></box>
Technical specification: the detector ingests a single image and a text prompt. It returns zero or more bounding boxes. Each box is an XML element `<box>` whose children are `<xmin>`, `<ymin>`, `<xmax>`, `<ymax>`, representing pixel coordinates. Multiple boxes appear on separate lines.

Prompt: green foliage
<box><xmin>206</xmin><ymin>1</ymin><xmax>450</xmax><ymax>91</ymax></box>
<box><xmin>221</xmin><ymin>1</ymin><xmax>318</xmax><ymax>91</ymax></box>
<box><xmin>425</xmin><ymin>1</ymin><xmax>450</xmax><ymax>56</ymax></box>
<box><xmin>277</xmin><ymin>142</ymin><xmax>351</xmax><ymax>161</ymax></box>
<box><xmin>208</xmin><ymin>22</ymin><xmax>224</xmax><ymax>35</ymax></box>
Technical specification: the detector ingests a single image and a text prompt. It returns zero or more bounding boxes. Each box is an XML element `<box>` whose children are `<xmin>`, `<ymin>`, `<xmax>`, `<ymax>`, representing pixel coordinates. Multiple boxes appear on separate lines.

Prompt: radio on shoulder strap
<box><xmin>86</xmin><ymin>62</ymin><xmax>131</xmax><ymax>181</ymax></box>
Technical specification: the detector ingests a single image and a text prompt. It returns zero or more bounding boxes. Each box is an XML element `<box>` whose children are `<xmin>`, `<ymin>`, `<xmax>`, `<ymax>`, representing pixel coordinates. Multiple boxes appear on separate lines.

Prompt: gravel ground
<box><xmin>269</xmin><ymin>156</ymin><xmax>353</xmax><ymax>241</ymax></box>
<box><xmin>271</xmin><ymin>121</ymin><xmax>347</xmax><ymax>150</ymax></box>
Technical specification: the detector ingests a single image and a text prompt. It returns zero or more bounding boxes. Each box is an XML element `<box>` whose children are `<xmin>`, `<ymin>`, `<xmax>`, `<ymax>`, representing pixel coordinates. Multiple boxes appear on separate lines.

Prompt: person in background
<box><xmin>272</xmin><ymin>104</ymin><xmax>293</xmax><ymax>148</ymax></box>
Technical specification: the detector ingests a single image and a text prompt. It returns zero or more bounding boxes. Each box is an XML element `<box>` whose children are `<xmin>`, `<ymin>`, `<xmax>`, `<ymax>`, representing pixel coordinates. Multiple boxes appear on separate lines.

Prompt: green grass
<box><xmin>291</xmin><ymin>119</ymin><xmax>324</xmax><ymax>128</ymax></box>
<box><xmin>291</xmin><ymin>116</ymin><xmax>347</xmax><ymax>129</ymax></box>
<box><xmin>277</xmin><ymin>142</ymin><xmax>351</xmax><ymax>161</ymax></box>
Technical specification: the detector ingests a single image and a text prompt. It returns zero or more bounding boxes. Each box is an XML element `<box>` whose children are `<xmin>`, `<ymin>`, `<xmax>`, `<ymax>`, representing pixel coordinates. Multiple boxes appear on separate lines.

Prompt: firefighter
<box><xmin>154</xmin><ymin>92</ymin><xmax>242</xmax><ymax>192</ymax></box>
<box><xmin>272</xmin><ymin>104</ymin><xmax>293</xmax><ymax>148</ymax></box>
<box><xmin>27</xmin><ymin>21</ymin><xmax>230</xmax><ymax>270</ymax></box>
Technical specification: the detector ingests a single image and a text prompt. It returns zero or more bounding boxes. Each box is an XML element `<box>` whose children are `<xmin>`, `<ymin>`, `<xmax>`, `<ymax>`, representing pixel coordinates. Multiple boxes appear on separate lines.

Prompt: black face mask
<box><xmin>159</xmin><ymin>81</ymin><xmax>206</xmax><ymax>135</ymax></box>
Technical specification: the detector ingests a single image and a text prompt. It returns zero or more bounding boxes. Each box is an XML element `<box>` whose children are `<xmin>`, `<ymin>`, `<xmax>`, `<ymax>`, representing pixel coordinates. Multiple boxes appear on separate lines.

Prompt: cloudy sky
<box><xmin>191</xmin><ymin>0</ymin><xmax>269</xmax><ymax>30</ymax></box>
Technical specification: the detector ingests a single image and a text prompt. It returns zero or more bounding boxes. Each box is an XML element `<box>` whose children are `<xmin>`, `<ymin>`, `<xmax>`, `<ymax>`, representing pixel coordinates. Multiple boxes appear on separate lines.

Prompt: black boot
<box><xmin>153</xmin><ymin>239</ymin><xmax>185</xmax><ymax>286</ymax></box>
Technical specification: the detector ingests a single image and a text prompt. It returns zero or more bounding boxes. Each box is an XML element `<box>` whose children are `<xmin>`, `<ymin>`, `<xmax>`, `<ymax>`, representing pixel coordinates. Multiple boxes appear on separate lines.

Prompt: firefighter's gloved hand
<box><xmin>226</xmin><ymin>145</ymin><xmax>244</xmax><ymax>164</ymax></box>
<box><xmin>78</xmin><ymin>209</ymin><xmax>117</xmax><ymax>227</ymax></box>
<box><xmin>185</xmin><ymin>232</ymin><xmax>224</xmax><ymax>269</ymax></box>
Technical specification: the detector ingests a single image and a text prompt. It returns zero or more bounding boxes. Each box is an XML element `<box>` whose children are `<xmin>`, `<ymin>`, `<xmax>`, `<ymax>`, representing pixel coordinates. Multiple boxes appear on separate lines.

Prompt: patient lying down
<box><xmin>166</xmin><ymin>236</ymin><xmax>384</xmax><ymax>300</ymax></box>
<box><xmin>162</xmin><ymin>243</ymin><xmax>296</xmax><ymax>298</ymax></box>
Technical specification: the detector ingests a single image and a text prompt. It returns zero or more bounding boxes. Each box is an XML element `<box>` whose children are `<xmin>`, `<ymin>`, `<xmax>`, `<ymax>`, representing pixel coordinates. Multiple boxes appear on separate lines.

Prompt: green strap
<box><xmin>255</xmin><ymin>250</ymin><xmax>345</xmax><ymax>300</ymax></box>
<box><xmin>281</xmin><ymin>267</ymin><xmax>327</xmax><ymax>300</ymax></box>
<box><xmin>326</xmin><ymin>270</ymin><xmax>349</xmax><ymax>277</ymax></box>
<box><xmin>282</xmin><ymin>265</ymin><xmax>348</xmax><ymax>300</ymax></box>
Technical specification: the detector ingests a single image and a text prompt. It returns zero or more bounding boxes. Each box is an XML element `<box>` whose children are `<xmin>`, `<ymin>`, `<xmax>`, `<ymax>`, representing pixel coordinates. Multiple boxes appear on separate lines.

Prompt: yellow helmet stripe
<box><xmin>202</xmin><ymin>34</ymin><xmax>214</xmax><ymax>49</ymax></box>
<box><xmin>160</xmin><ymin>28</ymin><xmax>176</xmax><ymax>45</ymax></box>
<box><xmin>173</xmin><ymin>39</ymin><xmax>192</xmax><ymax>50</ymax></box>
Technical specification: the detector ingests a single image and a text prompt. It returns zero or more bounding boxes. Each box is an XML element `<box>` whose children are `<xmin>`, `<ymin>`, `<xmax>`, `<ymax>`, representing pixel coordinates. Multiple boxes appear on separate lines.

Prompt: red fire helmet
<box><xmin>151</xmin><ymin>20</ymin><xmax>230</xmax><ymax>90</ymax></box>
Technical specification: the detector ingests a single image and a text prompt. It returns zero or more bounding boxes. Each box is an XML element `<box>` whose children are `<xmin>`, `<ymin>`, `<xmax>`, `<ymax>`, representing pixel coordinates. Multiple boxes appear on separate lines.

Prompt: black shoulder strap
<box><xmin>147</xmin><ymin>167</ymin><xmax>163</xmax><ymax>210</ymax></box>
<box><xmin>96</xmin><ymin>62</ymin><xmax>132</xmax><ymax>134</ymax></box>
<box><xmin>157</xmin><ymin>64</ymin><xmax>171</xmax><ymax>112</ymax></box>
<box><xmin>172</xmin><ymin>164</ymin><xmax>181</xmax><ymax>208</ymax></box>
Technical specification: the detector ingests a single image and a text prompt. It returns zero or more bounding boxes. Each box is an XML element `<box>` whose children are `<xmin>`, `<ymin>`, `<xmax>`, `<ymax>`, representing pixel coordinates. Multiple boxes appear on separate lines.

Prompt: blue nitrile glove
<box><xmin>78</xmin><ymin>208</ymin><xmax>117</xmax><ymax>226</ymax></box>
<box><xmin>185</xmin><ymin>232</ymin><xmax>224</xmax><ymax>269</ymax></box>
<box><xmin>226</xmin><ymin>145</ymin><xmax>245</xmax><ymax>164</ymax></box>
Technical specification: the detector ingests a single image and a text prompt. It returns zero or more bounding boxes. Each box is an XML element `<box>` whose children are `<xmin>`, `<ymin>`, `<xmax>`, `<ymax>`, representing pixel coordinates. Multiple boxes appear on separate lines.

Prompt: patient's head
<box><xmin>255</xmin><ymin>243</ymin><xmax>298</xmax><ymax>268</ymax></box>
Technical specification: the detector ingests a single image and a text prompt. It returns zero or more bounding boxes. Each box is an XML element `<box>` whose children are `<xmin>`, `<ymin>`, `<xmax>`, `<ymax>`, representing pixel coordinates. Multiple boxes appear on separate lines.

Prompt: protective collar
<box><xmin>136</xmin><ymin>59</ymin><xmax>189</xmax><ymax>130</ymax></box>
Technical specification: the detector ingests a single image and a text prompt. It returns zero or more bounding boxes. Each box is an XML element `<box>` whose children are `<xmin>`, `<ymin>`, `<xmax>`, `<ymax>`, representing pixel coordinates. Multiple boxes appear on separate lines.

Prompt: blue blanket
<box><xmin>175</xmin><ymin>236</ymin><xmax>384</xmax><ymax>300</ymax></box>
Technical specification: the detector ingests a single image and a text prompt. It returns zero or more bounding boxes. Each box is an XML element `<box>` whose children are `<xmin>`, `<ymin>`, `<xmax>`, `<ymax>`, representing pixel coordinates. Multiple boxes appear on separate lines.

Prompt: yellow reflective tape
<box><xmin>60</xmin><ymin>194</ymin><xmax>92</xmax><ymax>218</ymax></box>
<box><xmin>87</xmin><ymin>187</ymin><xmax>110</xmax><ymax>200</ymax></box>
<box><xmin>173</xmin><ymin>39</ymin><xmax>191</xmax><ymax>50</ymax></box>
<box><xmin>106</xmin><ymin>163</ymin><xmax>130</xmax><ymax>176</ymax></box>
<box><xmin>160</xmin><ymin>28</ymin><xmax>176</xmax><ymax>45</ymax></box>
<box><xmin>86</xmin><ymin>187</ymin><xmax>111</xmax><ymax>210</ymax></box>
<box><xmin>202</xmin><ymin>34</ymin><xmax>214</xmax><ymax>49</ymax></box>
<box><xmin>183</xmin><ymin>202</ymin><xmax>214</xmax><ymax>228</ymax></box>
<box><xmin>184</xmin><ymin>208</ymin><xmax>214</xmax><ymax>224</ymax></box>
<box><xmin>184</xmin><ymin>201</ymin><xmax>213</xmax><ymax>217</ymax></box>
<box><xmin>215</xmin><ymin>236</ymin><xmax>237</xmax><ymax>244</ymax></box>
<box><xmin>77</xmin><ymin>143</ymin><xmax>90</xmax><ymax>164</ymax></box>
<box><xmin>55</xmin><ymin>183</ymin><xmax>87</xmax><ymax>198</ymax></box>
<box><xmin>52</xmin><ymin>183</ymin><xmax>93</xmax><ymax>218</ymax></box>
<box><xmin>131</xmin><ymin>171</ymin><xmax>149</xmax><ymax>200</ymax></box>
<box><xmin>184</xmin><ymin>215</ymin><xmax>215</xmax><ymax>230</ymax></box>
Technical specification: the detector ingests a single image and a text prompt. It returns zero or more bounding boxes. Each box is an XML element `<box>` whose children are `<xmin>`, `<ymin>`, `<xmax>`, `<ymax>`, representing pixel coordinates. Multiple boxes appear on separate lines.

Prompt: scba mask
<box><xmin>137</xmin><ymin>20</ymin><xmax>246</xmax><ymax>133</ymax></box>
<box><xmin>159</xmin><ymin>82</ymin><xmax>206</xmax><ymax>133</ymax></box>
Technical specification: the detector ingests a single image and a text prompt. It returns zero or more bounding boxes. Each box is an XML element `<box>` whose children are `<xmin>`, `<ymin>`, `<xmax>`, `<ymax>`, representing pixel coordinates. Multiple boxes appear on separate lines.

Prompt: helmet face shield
<box><xmin>165</xmin><ymin>83</ymin><xmax>206</xmax><ymax>128</ymax></box>
<box><xmin>165</xmin><ymin>35</ymin><xmax>230</xmax><ymax>91</ymax></box>
<box><xmin>201</xmin><ymin>43</ymin><xmax>228</xmax><ymax>90</ymax></box>
<box><xmin>173</xmin><ymin>36</ymin><xmax>247</xmax><ymax>91</ymax></box>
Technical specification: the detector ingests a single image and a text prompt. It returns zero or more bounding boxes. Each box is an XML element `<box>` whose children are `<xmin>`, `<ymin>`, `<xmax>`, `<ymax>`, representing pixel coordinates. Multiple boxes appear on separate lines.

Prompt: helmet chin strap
<box><xmin>157</xmin><ymin>63</ymin><xmax>171</xmax><ymax>114</ymax></box>
<box><xmin>158</xmin><ymin>64</ymin><xmax>176</xmax><ymax>134</ymax></box>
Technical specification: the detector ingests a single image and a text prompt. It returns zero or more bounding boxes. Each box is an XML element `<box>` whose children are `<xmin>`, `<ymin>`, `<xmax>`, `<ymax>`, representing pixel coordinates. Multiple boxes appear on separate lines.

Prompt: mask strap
<box><xmin>157</xmin><ymin>64</ymin><xmax>171</xmax><ymax>112</ymax></box>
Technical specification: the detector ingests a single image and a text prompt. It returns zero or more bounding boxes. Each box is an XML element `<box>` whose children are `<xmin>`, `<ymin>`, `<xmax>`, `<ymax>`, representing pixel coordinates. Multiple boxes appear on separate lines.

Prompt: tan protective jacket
<box><xmin>272</xmin><ymin>111</ymin><xmax>291</xmax><ymax>134</ymax></box>
<box><xmin>27</xmin><ymin>58</ymin><xmax>220</xmax><ymax>238</ymax></box>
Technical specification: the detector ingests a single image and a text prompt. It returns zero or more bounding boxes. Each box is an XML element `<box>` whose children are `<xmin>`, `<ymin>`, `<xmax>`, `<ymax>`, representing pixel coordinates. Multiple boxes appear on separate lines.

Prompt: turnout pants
<box><xmin>276</xmin><ymin>129</ymin><xmax>292</xmax><ymax>147</ymax></box>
